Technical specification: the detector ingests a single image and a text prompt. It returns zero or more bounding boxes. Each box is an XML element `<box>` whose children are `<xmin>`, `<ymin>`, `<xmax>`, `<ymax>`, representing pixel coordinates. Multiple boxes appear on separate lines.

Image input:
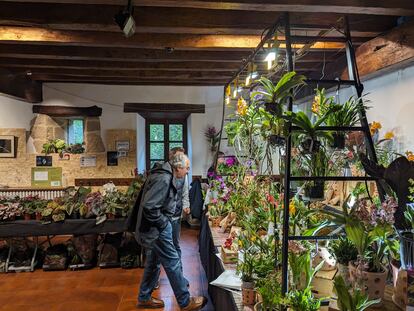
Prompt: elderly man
<box><xmin>136</xmin><ymin>153</ymin><xmax>207</xmax><ymax>310</ymax></box>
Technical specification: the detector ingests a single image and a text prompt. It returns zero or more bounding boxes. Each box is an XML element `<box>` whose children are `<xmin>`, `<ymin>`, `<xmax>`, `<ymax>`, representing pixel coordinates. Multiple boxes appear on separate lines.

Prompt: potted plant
<box><xmin>329</xmin><ymin>237</ymin><xmax>358</xmax><ymax>286</ymax></box>
<box><xmin>314</xmin><ymin>89</ymin><xmax>366</xmax><ymax>149</ymax></box>
<box><xmin>286</xmin><ymin>287</ymin><xmax>322</xmax><ymax>311</ymax></box>
<box><xmin>204</xmin><ymin>125</ymin><xmax>221</xmax><ymax>153</ymax></box>
<box><xmin>236</xmin><ymin>229</ymin><xmax>256</xmax><ymax>305</ymax></box>
<box><xmin>254</xmin><ymin>271</ymin><xmax>282</xmax><ymax>311</ymax></box>
<box><xmin>21</xmin><ymin>195</ymin><xmax>40</xmax><ymax>220</ymax></box>
<box><xmin>42</xmin><ymin>139</ymin><xmax>67</xmax><ymax>156</ymax></box>
<box><xmin>41</xmin><ymin>199</ymin><xmax>66</xmax><ymax>222</ymax></box>
<box><xmin>333</xmin><ymin>275</ymin><xmax>380</xmax><ymax>311</ymax></box>
<box><xmin>0</xmin><ymin>202</ymin><xmax>21</xmax><ymax>221</ymax></box>
<box><xmin>302</xmin><ymin>149</ymin><xmax>330</xmax><ymax>200</ymax></box>
<box><xmin>323</xmin><ymin>196</ymin><xmax>398</xmax><ymax>303</ymax></box>
<box><xmin>208</xmin><ymin>200</ymin><xmax>229</xmax><ymax>227</ymax></box>
<box><xmin>285</xmin><ymin>102</ymin><xmax>339</xmax><ymax>154</ymax></box>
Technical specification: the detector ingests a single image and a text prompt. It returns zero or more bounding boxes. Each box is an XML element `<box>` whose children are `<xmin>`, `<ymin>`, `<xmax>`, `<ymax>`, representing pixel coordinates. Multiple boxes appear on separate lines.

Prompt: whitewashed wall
<box><xmin>0</xmin><ymin>83</ymin><xmax>224</xmax><ymax>177</ymax></box>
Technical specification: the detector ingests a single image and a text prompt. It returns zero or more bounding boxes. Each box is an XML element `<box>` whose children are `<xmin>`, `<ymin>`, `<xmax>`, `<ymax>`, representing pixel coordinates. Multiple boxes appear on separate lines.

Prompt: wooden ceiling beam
<box><xmin>341</xmin><ymin>19</ymin><xmax>414</xmax><ymax>80</ymax></box>
<box><xmin>0</xmin><ymin>3</ymin><xmax>397</xmax><ymax>34</ymax></box>
<box><xmin>0</xmin><ymin>0</ymin><xmax>411</xmax><ymax>16</ymax></box>
<box><xmin>0</xmin><ymin>44</ymin><xmax>251</xmax><ymax>62</ymax></box>
<box><xmin>0</xmin><ymin>58</ymin><xmax>242</xmax><ymax>71</ymax></box>
<box><xmin>0</xmin><ymin>68</ymin><xmax>42</xmax><ymax>103</ymax></box>
<box><xmin>29</xmin><ymin>70</ymin><xmax>234</xmax><ymax>80</ymax></box>
<box><xmin>0</xmin><ymin>26</ymin><xmax>347</xmax><ymax>50</ymax></box>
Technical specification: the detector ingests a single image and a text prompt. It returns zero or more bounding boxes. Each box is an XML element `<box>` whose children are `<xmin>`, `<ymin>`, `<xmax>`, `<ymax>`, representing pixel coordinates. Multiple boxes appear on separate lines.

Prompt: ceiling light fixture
<box><xmin>114</xmin><ymin>0</ymin><xmax>135</xmax><ymax>38</ymax></box>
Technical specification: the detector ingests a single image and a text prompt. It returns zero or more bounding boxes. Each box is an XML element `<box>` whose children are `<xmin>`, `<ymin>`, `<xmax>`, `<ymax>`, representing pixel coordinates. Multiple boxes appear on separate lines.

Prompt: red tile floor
<box><xmin>0</xmin><ymin>226</ymin><xmax>214</xmax><ymax>311</ymax></box>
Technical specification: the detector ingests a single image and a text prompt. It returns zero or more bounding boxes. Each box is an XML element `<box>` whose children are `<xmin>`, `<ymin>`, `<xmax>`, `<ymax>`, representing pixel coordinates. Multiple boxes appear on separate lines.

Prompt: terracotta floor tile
<box><xmin>0</xmin><ymin>227</ymin><xmax>213</xmax><ymax>310</ymax></box>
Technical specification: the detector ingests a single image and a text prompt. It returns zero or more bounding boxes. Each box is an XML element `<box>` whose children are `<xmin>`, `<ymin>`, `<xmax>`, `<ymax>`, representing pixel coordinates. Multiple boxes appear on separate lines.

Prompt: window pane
<box><xmin>169</xmin><ymin>142</ymin><xmax>183</xmax><ymax>150</ymax></box>
<box><xmin>169</xmin><ymin>124</ymin><xmax>183</xmax><ymax>141</ymax></box>
<box><xmin>150</xmin><ymin>124</ymin><xmax>164</xmax><ymax>141</ymax></box>
<box><xmin>68</xmin><ymin>119</ymin><xmax>84</xmax><ymax>145</ymax></box>
<box><xmin>150</xmin><ymin>142</ymin><xmax>164</xmax><ymax>160</ymax></box>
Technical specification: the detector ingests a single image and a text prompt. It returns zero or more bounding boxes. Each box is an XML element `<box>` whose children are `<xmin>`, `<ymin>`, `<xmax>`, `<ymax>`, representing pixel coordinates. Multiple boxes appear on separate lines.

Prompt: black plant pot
<box><xmin>301</xmin><ymin>138</ymin><xmax>320</xmax><ymax>153</ymax></box>
<box><xmin>268</xmin><ymin>135</ymin><xmax>285</xmax><ymax>147</ymax></box>
<box><xmin>264</xmin><ymin>102</ymin><xmax>280</xmax><ymax>115</ymax></box>
<box><xmin>332</xmin><ymin>133</ymin><xmax>346</xmax><ymax>149</ymax></box>
<box><xmin>305</xmin><ymin>181</ymin><xmax>325</xmax><ymax>200</ymax></box>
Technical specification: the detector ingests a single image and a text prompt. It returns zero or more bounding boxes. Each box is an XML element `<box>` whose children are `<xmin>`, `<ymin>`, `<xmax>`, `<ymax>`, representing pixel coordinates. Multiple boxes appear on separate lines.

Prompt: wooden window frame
<box><xmin>145</xmin><ymin>118</ymin><xmax>188</xmax><ymax>171</ymax></box>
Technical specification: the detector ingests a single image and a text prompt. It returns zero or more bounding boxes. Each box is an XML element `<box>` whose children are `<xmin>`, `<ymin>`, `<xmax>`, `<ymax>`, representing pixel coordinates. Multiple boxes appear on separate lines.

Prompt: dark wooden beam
<box><xmin>341</xmin><ymin>19</ymin><xmax>414</xmax><ymax>79</ymax></box>
<box><xmin>0</xmin><ymin>3</ymin><xmax>397</xmax><ymax>34</ymax></box>
<box><xmin>32</xmin><ymin>105</ymin><xmax>102</xmax><ymax>117</ymax></box>
<box><xmin>0</xmin><ymin>68</ymin><xmax>42</xmax><ymax>103</ymax></box>
<box><xmin>0</xmin><ymin>58</ymin><xmax>241</xmax><ymax>71</ymax></box>
<box><xmin>0</xmin><ymin>0</ymin><xmax>412</xmax><ymax>16</ymax></box>
<box><xmin>28</xmin><ymin>69</ymin><xmax>234</xmax><ymax>79</ymax></box>
<box><xmin>131</xmin><ymin>102</ymin><xmax>205</xmax><ymax>113</ymax></box>
<box><xmin>0</xmin><ymin>44</ymin><xmax>250</xmax><ymax>62</ymax></box>
<box><xmin>0</xmin><ymin>26</ymin><xmax>347</xmax><ymax>50</ymax></box>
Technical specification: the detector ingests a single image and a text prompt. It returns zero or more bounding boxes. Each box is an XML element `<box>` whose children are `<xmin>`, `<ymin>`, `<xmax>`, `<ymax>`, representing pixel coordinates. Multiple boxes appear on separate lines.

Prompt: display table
<box><xmin>0</xmin><ymin>218</ymin><xmax>128</xmax><ymax>238</ymax></box>
<box><xmin>199</xmin><ymin>214</ymin><xmax>243</xmax><ymax>311</ymax></box>
<box><xmin>199</xmin><ymin>214</ymin><xmax>400</xmax><ymax>311</ymax></box>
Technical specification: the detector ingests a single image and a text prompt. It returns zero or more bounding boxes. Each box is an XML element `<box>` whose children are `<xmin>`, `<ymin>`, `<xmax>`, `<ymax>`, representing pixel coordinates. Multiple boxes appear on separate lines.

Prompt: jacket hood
<box><xmin>150</xmin><ymin>161</ymin><xmax>173</xmax><ymax>175</ymax></box>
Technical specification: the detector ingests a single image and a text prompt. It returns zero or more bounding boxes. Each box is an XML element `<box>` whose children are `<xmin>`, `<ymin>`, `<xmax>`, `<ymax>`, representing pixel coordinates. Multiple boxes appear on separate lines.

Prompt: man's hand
<box><xmin>183</xmin><ymin>207</ymin><xmax>191</xmax><ymax>215</ymax></box>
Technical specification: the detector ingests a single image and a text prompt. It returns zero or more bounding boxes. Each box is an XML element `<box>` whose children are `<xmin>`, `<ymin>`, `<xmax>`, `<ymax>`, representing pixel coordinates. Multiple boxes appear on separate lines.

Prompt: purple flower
<box><xmin>226</xmin><ymin>156</ymin><xmax>236</xmax><ymax>167</ymax></box>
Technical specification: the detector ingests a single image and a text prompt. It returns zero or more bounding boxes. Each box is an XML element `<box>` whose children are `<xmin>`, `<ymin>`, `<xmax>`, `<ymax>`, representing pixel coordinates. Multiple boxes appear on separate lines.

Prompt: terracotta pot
<box><xmin>210</xmin><ymin>216</ymin><xmax>223</xmax><ymax>227</ymax></box>
<box><xmin>391</xmin><ymin>260</ymin><xmax>407</xmax><ymax>310</ymax></box>
<box><xmin>253</xmin><ymin>301</ymin><xmax>279</xmax><ymax>311</ymax></box>
<box><xmin>337</xmin><ymin>263</ymin><xmax>351</xmax><ymax>286</ymax></box>
<box><xmin>24</xmin><ymin>213</ymin><xmax>32</xmax><ymax>221</ymax></box>
<box><xmin>35</xmin><ymin>212</ymin><xmax>42</xmax><ymax>221</ymax></box>
<box><xmin>106</xmin><ymin>213</ymin><xmax>115</xmax><ymax>220</ymax></box>
<box><xmin>348</xmin><ymin>262</ymin><xmax>387</xmax><ymax>303</ymax></box>
<box><xmin>241</xmin><ymin>281</ymin><xmax>256</xmax><ymax>306</ymax></box>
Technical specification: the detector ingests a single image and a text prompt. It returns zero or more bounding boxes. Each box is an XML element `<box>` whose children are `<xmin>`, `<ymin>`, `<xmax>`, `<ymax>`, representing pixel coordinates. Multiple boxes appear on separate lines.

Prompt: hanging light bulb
<box><xmin>264</xmin><ymin>35</ymin><xmax>279</xmax><ymax>70</ymax></box>
<box><xmin>232</xmin><ymin>77</ymin><xmax>238</xmax><ymax>99</ymax></box>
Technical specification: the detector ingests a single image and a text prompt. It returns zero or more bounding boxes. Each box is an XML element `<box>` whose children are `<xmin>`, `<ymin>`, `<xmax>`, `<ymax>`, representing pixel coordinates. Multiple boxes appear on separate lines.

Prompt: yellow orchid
<box><xmin>311</xmin><ymin>94</ymin><xmax>320</xmax><ymax>114</ymax></box>
<box><xmin>289</xmin><ymin>200</ymin><xmax>296</xmax><ymax>215</ymax></box>
<box><xmin>237</xmin><ymin>97</ymin><xmax>248</xmax><ymax>116</ymax></box>
<box><xmin>225</xmin><ymin>85</ymin><xmax>231</xmax><ymax>97</ymax></box>
<box><xmin>406</xmin><ymin>151</ymin><xmax>414</xmax><ymax>162</ymax></box>
<box><xmin>384</xmin><ymin>131</ymin><xmax>394</xmax><ymax>140</ymax></box>
<box><xmin>370</xmin><ymin>121</ymin><xmax>382</xmax><ymax>135</ymax></box>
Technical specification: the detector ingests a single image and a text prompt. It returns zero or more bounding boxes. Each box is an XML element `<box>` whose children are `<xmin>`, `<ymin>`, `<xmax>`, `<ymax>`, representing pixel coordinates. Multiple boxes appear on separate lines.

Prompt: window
<box><xmin>146</xmin><ymin>120</ymin><xmax>187</xmax><ymax>170</ymax></box>
<box><xmin>67</xmin><ymin>119</ymin><xmax>84</xmax><ymax>145</ymax></box>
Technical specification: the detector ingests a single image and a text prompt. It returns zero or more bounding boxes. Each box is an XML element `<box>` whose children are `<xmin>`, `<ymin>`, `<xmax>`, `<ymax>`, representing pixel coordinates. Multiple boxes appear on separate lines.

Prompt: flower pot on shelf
<box><xmin>23</xmin><ymin>213</ymin><xmax>32</xmax><ymax>221</ymax></box>
<box><xmin>348</xmin><ymin>262</ymin><xmax>387</xmax><ymax>304</ymax></box>
<box><xmin>253</xmin><ymin>301</ymin><xmax>280</xmax><ymax>311</ymax></box>
<box><xmin>106</xmin><ymin>213</ymin><xmax>115</xmax><ymax>220</ymax></box>
<box><xmin>241</xmin><ymin>281</ymin><xmax>256</xmax><ymax>306</ymax></box>
<box><xmin>391</xmin><ymin>259</ymin><xmax>407</xmax><ymax>310</ymax></box>
<box><xmin>210</xmin><ymin>216</ymin><xmax>223</xmax><ymax>227</ymax></box>
<box><xmin>268</xmin><ymin>135</ymin><xmax>285</xmax><ymax>147</ymax></box>
<box><xmin>304</xmin><ymin>181</ymin><xmax>325</xmax><ymax>200</ymax></box>
<box><xmin>35</xmin><ymin>212</ymin><xmax>42</xmax><ymax>221</ymax></box>
<box><xmin>332</xmin><ymin>133</ymin><xmax>346</xmax><ymax>149</ymax></box>
<box><xmin>301</xmin><ymin>137</ymin><xmax>320</xmax><ymax>154</ymax></box>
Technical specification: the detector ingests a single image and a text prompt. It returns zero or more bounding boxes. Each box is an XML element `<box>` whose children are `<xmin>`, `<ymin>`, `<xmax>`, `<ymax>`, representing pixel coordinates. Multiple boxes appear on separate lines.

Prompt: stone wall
<box><xmin>0</xmin><ymin>127</ymin><xmax>136</xmax><ymax>188</ymax></box>
<box><xmin>28</xmin><ymin>114</ymin><xmax>105</xmax><ymax>154</ymax></box>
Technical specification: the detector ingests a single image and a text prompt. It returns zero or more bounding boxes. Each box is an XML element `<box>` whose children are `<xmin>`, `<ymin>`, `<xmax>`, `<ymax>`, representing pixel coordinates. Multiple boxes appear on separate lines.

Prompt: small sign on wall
<box><xmin>80</xmin><ymin>155</ymin><xmax>97</xmax><ymax>167</ymax></box>
<box><xmin>36</xmin><ymin>155</ymin><xmax>53</xmax><ymax>166</ymax></box>
<box><xmin>116</xmin><ymin>140</ymin><xmax>130</xmax><ymax>151</ymax></box>
<box><xmin>31</xmin><ymin>167</ymin><xmax>62</xmax><ymax>187</ymax></box>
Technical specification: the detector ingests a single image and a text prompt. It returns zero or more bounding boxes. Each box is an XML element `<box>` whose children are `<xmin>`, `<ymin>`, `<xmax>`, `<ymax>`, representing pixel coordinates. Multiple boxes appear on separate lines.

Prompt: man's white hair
<box><xmin>170</xmin><ymin>153</ymin><xmax>189</xmax><ymax>169</ymax></box>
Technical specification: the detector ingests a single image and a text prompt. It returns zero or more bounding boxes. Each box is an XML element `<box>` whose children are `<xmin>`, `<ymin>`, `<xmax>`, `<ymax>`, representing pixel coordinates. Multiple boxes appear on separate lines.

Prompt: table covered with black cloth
<box><xmin>0</xmin><ymin>218</ymin><xmax>128</xmax><ymax>238</ymax></box>
<box><xmin>199</xmin><ymin>214</ymin><xmax>238</xmax><ymax>311</ymax></box>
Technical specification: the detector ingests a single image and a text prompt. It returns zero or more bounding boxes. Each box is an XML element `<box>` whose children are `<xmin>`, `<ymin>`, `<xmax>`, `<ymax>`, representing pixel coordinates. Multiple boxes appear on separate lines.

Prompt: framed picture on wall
<box><xmin>107</xmin><ymin>151</ymin><xmax>118</xmax><ymax>166</ymax></box>
<box><xmin>116</xmin><ymin>140</ymin><xmax>130</xmax><ymax>151</ymax></box>
<box><xmin>0</xmin><ymin>136</ymin><xmax>15</xmax><ymax>158</ymax></box>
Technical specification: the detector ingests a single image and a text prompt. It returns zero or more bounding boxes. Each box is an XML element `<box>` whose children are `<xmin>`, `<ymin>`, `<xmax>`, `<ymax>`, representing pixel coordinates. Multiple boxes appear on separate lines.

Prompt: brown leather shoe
<box><xmin>136</xmin><ymin>296</ymin><xmax>165</xmax><ymax>309</ymax></box>
<box><xmin>181</xmin><ymin>296</ymin><xmax>208</xmax><ymax>311</ymax></box>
